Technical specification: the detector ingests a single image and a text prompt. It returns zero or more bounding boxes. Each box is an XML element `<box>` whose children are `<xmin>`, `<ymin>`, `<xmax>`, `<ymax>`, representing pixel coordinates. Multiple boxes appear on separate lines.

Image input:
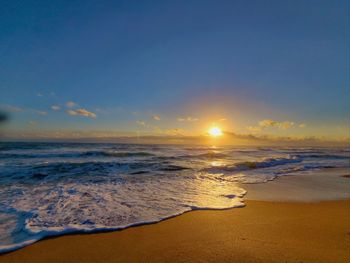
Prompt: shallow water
<box><xmin>0</xmin><ymin>142</ymin><xmax>349</xmax><ymax>253</ymax></box>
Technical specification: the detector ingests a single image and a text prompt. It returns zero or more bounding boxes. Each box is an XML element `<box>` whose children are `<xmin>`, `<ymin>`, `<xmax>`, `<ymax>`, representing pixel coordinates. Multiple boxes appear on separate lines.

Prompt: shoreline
<box><xmin>0</xmin><ymin>199</ymin><xmax>349</xmax><ymax>263</ymax></box>
<box><xmin>1</xmin><ymin>169</ymin><xmax>349</xmax><ymax>262</ymax></box>
<box><xmin>242</xmin><ymin>167</ymin><xmax>350</xmax><ymax>202</ymax></box>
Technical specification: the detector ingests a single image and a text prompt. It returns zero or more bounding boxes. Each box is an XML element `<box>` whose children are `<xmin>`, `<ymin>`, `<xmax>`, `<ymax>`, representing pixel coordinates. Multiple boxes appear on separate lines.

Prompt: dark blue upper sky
<box><xmin>0</xmin><ymin>0</ymin><xmax>349</xmax><ymax>138</ymax></box>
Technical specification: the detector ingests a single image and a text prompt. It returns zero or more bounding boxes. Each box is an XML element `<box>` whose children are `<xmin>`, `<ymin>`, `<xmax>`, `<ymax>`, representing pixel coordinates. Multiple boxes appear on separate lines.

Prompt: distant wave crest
<box><xmin>203</xmin><ymin>156</ymin><xmax>302</xmax><ymax>174</ymax></box>
<box><xmin>81</xmin><ymin>151</ymin><xmax>155</xmax><ymax>158</ymax></box>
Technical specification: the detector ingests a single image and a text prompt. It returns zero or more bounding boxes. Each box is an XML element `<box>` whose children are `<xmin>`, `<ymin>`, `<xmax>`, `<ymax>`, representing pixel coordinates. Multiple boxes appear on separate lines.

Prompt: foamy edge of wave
<box><xmin>0</xmin><ymin>197</ymin><xmax>245</xmax><ymax>254</ymax></box>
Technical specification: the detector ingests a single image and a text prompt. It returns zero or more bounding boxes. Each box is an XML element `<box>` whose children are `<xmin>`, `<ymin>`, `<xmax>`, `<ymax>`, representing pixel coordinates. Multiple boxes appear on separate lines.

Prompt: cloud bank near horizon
<box><xmin>1</xmin><ymin>129</ymin><xmax>348</xmax><ymax>147</ymax></box>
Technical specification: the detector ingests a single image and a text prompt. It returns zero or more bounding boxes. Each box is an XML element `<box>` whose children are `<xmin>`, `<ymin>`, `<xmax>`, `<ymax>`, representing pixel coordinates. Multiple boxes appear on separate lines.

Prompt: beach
<box><xmin>2</xmin><ymin>0</ymin><xmax>349</xmax><ymax>261</ymax></box>
<box><xmin>0</xmin><ymin>200</ymin><xmax>349</xmax><ymax>263</ymax></box>
<box><xmin>0</xmin><ymin>168</ymin><xmax>349</xmax><ymax>263</ymax></box>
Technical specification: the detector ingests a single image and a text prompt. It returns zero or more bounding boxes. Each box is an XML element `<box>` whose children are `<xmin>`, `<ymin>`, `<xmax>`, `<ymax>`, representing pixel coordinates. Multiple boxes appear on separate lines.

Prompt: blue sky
<box><xmin>0</xmin><ymin>0</ymin><xmax>349</xmax><ymax>141</ymax></box>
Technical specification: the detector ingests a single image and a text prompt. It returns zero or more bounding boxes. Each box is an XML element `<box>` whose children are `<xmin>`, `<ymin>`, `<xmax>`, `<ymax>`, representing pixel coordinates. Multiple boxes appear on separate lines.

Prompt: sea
<box><xmin>0</xmin><ymin>142</ymin><xmax>349</xmax><ymax>253</ymax></box>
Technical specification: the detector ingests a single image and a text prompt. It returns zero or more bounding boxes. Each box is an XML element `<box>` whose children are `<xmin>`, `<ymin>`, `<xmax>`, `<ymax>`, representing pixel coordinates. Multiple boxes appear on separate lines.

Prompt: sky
<box><xmin>0</xmin><ymin>0</ymin><xmax>349</xmax><ymax>144</ymax></box>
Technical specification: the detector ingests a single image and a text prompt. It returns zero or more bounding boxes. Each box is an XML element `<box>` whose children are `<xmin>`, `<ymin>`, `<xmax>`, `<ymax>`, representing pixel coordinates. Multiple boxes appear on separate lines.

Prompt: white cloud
<box><xmin>66</xmin><ymin>101</ymin><xmax>76</xmax><ymax>108</ymax></box>
<box><xmin>299</xmin><ymin>123</ymin><xmax>306</xmax><ymax>128</ymax></box>
<box><xmin>136</xmin><ymin>120</ymin><xmax>146</xmax><ymax>126</ymax></box>
<box><xmin>51</xmin><ymin>105</ymin><xmax>61</xmax><ymax>111</ymax></box>
<box><xmin>177</xmin><ymin>116</ymin><xmax>199</xmax><ymax>122</ymax></box>
<box><xmin>152</xmin><ymin>115</ymin><xmax>161</xmax><ymax>121</ymax></box>
<box><xmin>67</xmin><ymin>108</ymin><xmax>96</xmax><ymax>118</ymax></box>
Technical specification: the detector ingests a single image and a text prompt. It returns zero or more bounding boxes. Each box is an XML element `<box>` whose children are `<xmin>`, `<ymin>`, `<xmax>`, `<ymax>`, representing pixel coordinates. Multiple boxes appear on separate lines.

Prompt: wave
<box><xmin>81</xmin><ymin>151</ymin><xmax>155</xmax><ymax>158</ymax></box>
<box><xmin>0</xmin><ymin>151</ymin><xmax>155</xmax><ymax>159</ymax></box>
<box><xmin>176</xmin><ymin>151</ymin><xmax>229</xmax><ymax>159</ymax></box>
<box><xmin>291</xmin><ymin>153</ymin><xmax>349</xmax><ymax>159</ymax></box>
<box><xmin>196</xmin><ymin>151</ymin><xmax>229</xmax><ymax>158</ymax></box>
<box><xmin>203</xmin><ymin>156</ymin><xmax>302</xmax><ymax>174</ymax></box>
<box><xmin>0</xmin><ymin>173</ymin><xmax>245</xmax><ymax>254</ymax></box>
<box><xmin>158</xmin><ymin>165</ymin><xmax>189</xmax><ymax>171</ymax></box>
<box><xmin>1</xmin><ymin>142</ymin><xmax>349</xmax><ymax>254</ymax></box>
<box><xmin>0</xmin><ymin>196</ymin><xmax>245</xmax><ymax>254</ymax></box>
<box><xmin>184</xmin><ymin>147</ymin><xmax>224</xmax><ymax>151</ymax></box>
<box><xmin>0</xmin><ymin>160</ymin><xmax>190</xmax><ymax>184</ymax></box>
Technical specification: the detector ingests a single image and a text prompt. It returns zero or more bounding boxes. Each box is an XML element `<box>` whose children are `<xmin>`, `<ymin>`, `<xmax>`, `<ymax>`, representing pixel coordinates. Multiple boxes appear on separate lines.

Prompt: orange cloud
<box><xmin>51</xmin><ymin>105</ymin><xmax>60</xmax><ymax>111</ymax></box>
<box><xmin>67</xmin><ymin>108</ymin><xmax>96</xmax><ymax>118</ymax></box>
<box><xmin>259</xmin><ymin>119</ymin><xmax>295</xmax><ymax>129</ymax></box>
<box><xmin>152</xmin><ymin>115</ymin><xmax>161</xmax><ymax>121</ymax></box>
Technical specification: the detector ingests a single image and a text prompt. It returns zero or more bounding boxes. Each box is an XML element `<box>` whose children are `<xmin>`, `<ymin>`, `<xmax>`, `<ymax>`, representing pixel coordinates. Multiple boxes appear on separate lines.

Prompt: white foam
<box><xmin>0</xmin><ymin>143</ymin><xmax>349</xmax><ymax>253</ymax></box>
<box><xmin>0</xmin><ymin>173</ymin><xmax>246</xmax><ymax>253</ymax></box>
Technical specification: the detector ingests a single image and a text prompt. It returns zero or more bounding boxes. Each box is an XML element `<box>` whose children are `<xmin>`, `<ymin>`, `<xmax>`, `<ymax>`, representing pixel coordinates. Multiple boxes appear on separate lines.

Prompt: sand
<box><xmin>0</xmin><ymin>199</ymin><xmax>349</xmax><ymax>263</ymax></box>
<box><xmin>242</xmin><ymin>168</ymin><xmax>350</xmax><ymax>202</ymax></box>
<box><xmin>1</xmin><ymin>169</ymin><xmax>349</xmax><ymax>262</ymax></box>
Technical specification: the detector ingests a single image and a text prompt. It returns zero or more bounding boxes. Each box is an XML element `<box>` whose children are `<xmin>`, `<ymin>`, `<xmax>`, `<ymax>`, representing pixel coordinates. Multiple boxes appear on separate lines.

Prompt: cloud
<box><xmin>1</xmin><ymin>104</ymin><xmax>22</xmax><ymax>112</ymax></box>
<box><xmin>258</xmin><ymin>119</ymin><xmax>276</xmax><ymax>128</ymax></box>
<box><xmin>246</xmin><ymin>126</ymin><xmax>261</xmax><ymax>133</ymax></box>
<box><xmin>259</xmin><ymin>119</ymin><xmax>294</xmax><ymax>130</ymax></box>
<box><xmin>34</xmin><ymin>110</ymin><xmax>47</xmax><ymax>116</ymax></box>
<box><xmin>177</xmin><ymin>116</ymin><xmax>199</xmax><ymax>122</ymax></box>
<box><xmin>247</xmin><ymin>119</ymin><xmax>306</xmax><ymax>133</ymax></box>
<box><xmin>163</xmin><ymin>128</ymin><xmax>185</xmax><ymax>136</ymax></box>
<box><xmin>51</xmin><ymin>105</ymin><xmax>61</xmax><ymax>111</ymax></box>
<box><xmin>66</xmin><ymin>101</ymin><xmax>76</xmax><ymax>108</ymax></box>
<box><xmin>67</xmin><ymin>108</ymin><xmax>96</xmax><ymax>118</ymax></box>
<box><xmin>136</xmin><ymin>120</ymin><xmax>146</xmax><ymax>126</ymax></box>
<box><xmin>278</xmin><ymin>121</ymin><xmax>294</xmax><ymax>129</ymax></box>
<box><xmin>222</xmin><ymin>131</ymin><xmax>349</xmax><ymax>146</ymax></box>
<box><xmin>218</xmin><ymin>118</ymin><xmax>227</xmax><ymax>122</ymax></box>
<box><xmin>37</xmin><ymin>93</ymin><xmax>43</xmax><ymax>97</ymax></box>
<box><xmin>152</xmin><ymin>115</ymin><xmax>161</xmax><ymax>121</ymax></box>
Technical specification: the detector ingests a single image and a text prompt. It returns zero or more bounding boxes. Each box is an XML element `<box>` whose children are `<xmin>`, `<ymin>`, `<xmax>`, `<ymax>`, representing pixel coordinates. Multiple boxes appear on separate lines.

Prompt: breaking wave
<box><xmin>203</xmin><ymin>156</ymin><xmax>302</xmax><ymax>174</ymax></box>
<box><xmin>0</xmin><ymin>142</ymin><xmax>349</xmax><ymax>253</ymax></box>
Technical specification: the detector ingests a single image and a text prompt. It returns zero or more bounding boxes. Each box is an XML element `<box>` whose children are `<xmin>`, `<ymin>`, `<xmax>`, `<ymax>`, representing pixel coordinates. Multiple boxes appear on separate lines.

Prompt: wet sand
<box><xmin>1</xmin><ymin>169</ymin><xmax>349</xmax><ymax>262</ymax></box>
<box><xmin>0</xmin><ymin>199</ymin><xmax>349</xmax><ymax>263</ymax></box>
<box><xmin>242</xmin><ymin>168</ymin><xmax>350</xmax><ymax>202</ymax></box>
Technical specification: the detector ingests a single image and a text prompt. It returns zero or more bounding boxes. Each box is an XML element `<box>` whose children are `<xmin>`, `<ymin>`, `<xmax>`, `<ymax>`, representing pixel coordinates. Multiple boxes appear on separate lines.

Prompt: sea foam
<box><xmin>0</xmin><ymin>142</ymin><xmax>349</xmax><ymax>253</ymax></box>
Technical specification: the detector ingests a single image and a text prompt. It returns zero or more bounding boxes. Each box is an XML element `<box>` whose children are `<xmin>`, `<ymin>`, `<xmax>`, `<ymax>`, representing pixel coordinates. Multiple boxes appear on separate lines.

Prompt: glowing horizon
<box><xmin>0</xmin><ymin>1</ymin><xmax>348</xmax><ymax>145</ymax></box>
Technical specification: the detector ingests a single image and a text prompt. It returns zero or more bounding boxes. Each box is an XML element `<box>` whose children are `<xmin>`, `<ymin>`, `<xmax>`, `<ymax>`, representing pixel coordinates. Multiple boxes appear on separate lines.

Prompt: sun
<box><xmin>208</xmin><ymin>126</ymin><xmax>223</xmax><ymax>137</ymax></box>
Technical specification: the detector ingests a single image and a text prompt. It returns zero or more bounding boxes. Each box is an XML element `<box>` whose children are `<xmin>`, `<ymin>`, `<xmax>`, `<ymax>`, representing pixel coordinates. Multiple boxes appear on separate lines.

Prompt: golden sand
<box><xmin>0</xmin><ymin>200</ymin><xmax>349</xmax><ymax>263</ymax></box>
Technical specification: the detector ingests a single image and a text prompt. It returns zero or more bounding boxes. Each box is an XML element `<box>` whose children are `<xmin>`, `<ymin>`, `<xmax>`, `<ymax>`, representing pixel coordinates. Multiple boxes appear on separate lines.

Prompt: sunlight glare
<box><xmin>208</xmin><ymin>127</ymin><xmax>223</xmax><ymax>137</ymax></box>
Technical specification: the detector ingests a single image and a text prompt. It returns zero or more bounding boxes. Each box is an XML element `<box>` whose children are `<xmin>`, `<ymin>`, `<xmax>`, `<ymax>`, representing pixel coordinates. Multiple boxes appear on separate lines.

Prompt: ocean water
<box><xmin>0</xmin><ymin>142</ymin><xmax>349</xmax><ymax>253</ymax></box>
